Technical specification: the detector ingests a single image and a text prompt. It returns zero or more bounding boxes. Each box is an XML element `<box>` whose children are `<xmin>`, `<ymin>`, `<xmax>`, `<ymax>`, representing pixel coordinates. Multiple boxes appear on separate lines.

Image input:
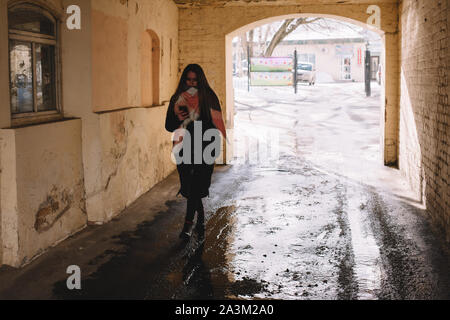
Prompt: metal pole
<box><xmin>247</xmin><ymin>44</ymin><xmax>250</xmax><ymax>92</ymax></box>
<box><xmin>294</xmin><ymin>50</ymin><xmax>298</xmax><ymax>94</ymax></box>
<box><xmin>365</xmin><ymin>49</ymin><xmax>371</xmax><ymax>97</ymax></box>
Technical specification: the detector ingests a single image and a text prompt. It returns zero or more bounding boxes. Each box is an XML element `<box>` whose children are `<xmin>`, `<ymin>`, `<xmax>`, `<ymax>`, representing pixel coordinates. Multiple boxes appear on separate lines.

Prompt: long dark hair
<box><xmin>173</xmin><ymin>64</ymin><xmax>214</xmax><ymax>122</ymax></box>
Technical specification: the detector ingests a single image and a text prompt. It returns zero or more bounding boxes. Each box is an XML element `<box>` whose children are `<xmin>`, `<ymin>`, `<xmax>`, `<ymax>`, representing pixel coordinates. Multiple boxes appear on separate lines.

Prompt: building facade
<box><xmin>274</xmin><ymin>38</ymin><xmax>370</xmax><ymax>82</ymax></box>
<box><xmin>0</xmin><ymin>0</ymin><xmax>180</xmax><ymax>267</ymax></box>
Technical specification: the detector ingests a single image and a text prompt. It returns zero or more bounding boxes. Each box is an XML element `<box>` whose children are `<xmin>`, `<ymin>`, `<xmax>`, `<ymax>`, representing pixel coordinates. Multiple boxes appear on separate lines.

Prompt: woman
<box><xmin>165</xmin><ymin>64</ymin><xmax>226</xmax><ymax>240</ymax></box>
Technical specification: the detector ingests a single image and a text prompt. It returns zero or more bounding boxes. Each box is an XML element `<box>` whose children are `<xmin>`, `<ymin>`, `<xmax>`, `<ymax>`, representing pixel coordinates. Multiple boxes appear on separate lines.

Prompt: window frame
<box><xmin>8</xmin><ymin>3</ymin><xmax>62</xmax><ymax>125</ymax></box>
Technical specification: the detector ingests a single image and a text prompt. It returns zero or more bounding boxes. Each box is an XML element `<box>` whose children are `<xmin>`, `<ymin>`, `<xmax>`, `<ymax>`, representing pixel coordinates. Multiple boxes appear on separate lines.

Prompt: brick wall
<box><xmin>399</xmin><ymin>0</ymin><xmax>449</xmax><ymax>240</ymax></box>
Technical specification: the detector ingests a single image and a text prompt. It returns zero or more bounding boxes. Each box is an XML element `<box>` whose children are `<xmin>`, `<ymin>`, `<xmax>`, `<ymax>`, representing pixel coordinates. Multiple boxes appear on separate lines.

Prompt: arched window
<box><xmin>8</xmin><ymin>3</ymin><xmax>60</xmax><ymax>120</ymax></box>
<box><xmin>140</xmin><ymin>29</ymin><xmax>160</xmax><ymax>106</ymax></box>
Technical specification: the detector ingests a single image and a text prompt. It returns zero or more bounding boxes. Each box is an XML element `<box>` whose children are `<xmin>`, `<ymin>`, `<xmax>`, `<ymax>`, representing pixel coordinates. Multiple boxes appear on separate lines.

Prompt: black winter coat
<box><xmin>165</xmin><ymin>91</ymin><xmax>222</xmax><ymax>199</ymax></box>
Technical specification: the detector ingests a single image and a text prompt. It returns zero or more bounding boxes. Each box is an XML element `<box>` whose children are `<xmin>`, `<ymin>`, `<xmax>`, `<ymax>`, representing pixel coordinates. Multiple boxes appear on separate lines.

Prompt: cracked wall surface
<box><xmin>0</xmin><ymin>0</ymin><xmax>179</xmax><ymax>267</ymax></box>
<box><xmin>99</xmin><ymin>108</ymin><xmax>177</xmax><ymax>222</ymax></box>
<box><xmin>61</xmin><ymin>0</ymin><xmax>179</xmax><ymax>224</ymax></box>
<box><xmin>85</xmin><ymin>0</ymin><xmax>179</xmax><ymax>223</ymax></box>
<box><xmin>1</xmin><ymin>119</ymin><xmax>86</xmax><ymax>267</ymax></box>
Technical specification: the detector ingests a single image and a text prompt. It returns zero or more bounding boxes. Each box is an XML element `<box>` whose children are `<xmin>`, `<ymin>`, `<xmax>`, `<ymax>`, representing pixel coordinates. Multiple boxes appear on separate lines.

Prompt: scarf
<box><xmin>173</xmin><ymin>88</ymin><xmax>227</xmax><ymax>148</ymax></box>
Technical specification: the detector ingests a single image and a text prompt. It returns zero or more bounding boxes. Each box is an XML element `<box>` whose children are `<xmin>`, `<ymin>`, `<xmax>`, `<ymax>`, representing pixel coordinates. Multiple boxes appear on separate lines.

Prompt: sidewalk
<box><xmin>0</xmin><ymin>165</ymin><xmax>231</xmax><ymax>299</ymax></box>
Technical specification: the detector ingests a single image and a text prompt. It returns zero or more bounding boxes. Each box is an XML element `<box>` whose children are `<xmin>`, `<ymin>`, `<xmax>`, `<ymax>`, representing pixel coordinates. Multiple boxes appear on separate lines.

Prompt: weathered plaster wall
<box><xmin>0</xmin><ymin>0</ymin><xmax>4</xmax><ymax>262</ymax></box>
<box><xmin>91</xmin><ymin>0</ymin><xmax>178</xmax><ymax>111</ymax></box>
<box><xmin>1</xmin><ymin>119</ymin><xmax>86</xmax><ymax>267</ymax></box>
<box><xmin>399</xmin><ymin>0</ymin><xmax>449</xmax><ymax>240</ymax></box>
<box><xmin>98</xmin><ymin>108</ymin><xmax>177</xmax><ymax>221</ymax></box>
<box><xmin>61</xmin><ymin>0</ymin><xmax>179</xmax><ymax>223</ymax></box>
<box><xmin>0</xmin><ymin>0</ymin><xmax>179</xmax><ymax>266</ymax></box>
<box><xmin>0</xmin><ymin>130</ymin><xmax>17</xmax><ymax>266</ymax></box>
<box><xmin>92</xmin><ymin>8</ymin><xmax>129</xmax><ymax>111</ymax></box>
<box><xmin>140</xmin><ymin>30</ymin><xmax>155</xmax><ymax>106</ymax></box>
<box><xmin>0</xmin><ymin>0</ymin><xmax>86</xmax><ymax>267</ymax></box>
<box><xmin>15</xmin><ymin>119</ymin><xmax>86</xmax><ymax>266</ymax></box>
<box><xmin>0</xmin><ymin>0</ymin><xmax>9</xmax><ymax>129</ymax></box>
<box><xmin>88</xmin><ymin>0</ymin><xmax>179</xmax><ymax>223</ymax></box>
<box><xmin>178</xmin><ymin>1</ymin><xmax>399</xmax><ymax>165</ymax></box>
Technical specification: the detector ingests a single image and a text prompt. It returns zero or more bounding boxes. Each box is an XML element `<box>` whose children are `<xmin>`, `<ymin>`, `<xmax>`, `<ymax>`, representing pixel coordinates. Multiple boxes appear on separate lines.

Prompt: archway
<box><xmin>225</xmin><ymin>13</ymin><xmax>394</xmax><ymax>167</ymax></box>
<box><xmin>177</xmin><ymin>3</ymin><xmax>399</xmax><ymax>166</ymax></box>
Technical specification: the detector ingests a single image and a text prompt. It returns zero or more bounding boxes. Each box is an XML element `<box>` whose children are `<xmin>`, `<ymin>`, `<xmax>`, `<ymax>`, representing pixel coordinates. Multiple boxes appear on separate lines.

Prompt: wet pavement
<box><xmin>0</xmin><ymin>81</ymin><xmax>449</xmax><ymax>300</ymax></box>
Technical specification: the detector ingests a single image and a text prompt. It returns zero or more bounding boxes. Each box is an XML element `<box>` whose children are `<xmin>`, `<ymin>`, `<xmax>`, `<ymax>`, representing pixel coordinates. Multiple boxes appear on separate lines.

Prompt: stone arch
<box><xmin>226</xmin><ymin>13</ymin><xmax>385</xmax><ymax>39</ymax></box>
<box><xmin>7</xmin><ymin>0</ymin><xmax>64</xmax><ymax>20</ymax></box>
<box><xmin>178</xmin><ymin>3</ymin><xmax>399</xmax><ymax>165</ymax></box>
<box><xmin>224</xmin><ymin>16</ymin><xmax>396</xmax><ymax>167</ymax></box>
<box><xmin>141</xmin><ymin>29</ymin><xmax>160</xmax><ymax>106</ymax></box>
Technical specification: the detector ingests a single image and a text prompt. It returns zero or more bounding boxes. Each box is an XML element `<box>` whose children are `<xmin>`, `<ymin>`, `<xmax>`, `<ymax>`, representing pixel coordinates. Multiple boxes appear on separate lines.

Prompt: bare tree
<box><xmin>264</xmin><ymin>18</ymin><xmax>321</xmax><ymax>57</ymax></box>
<box><xmin>239</xmin><ymin>34</ymin><xmax>248</xmax><ymax>59</ymax></box>
<box><xmin>247</xmin><ymin>29</ymin><xmax>255</xmax><ymax>58</ymax></box>
<box><xmin>237</xmin><ymin>34</ymin><xmax>247</xmax><ymax>76</ymax></box>
<box><xmin>236</xmin><ymin>16</ymin><xmax>366</xmax><ymax>69</ymax></box>
<box><xmin>239</xmin><ymin>26</ymin><xmax>270</xmax><ymax>60</ymax></box>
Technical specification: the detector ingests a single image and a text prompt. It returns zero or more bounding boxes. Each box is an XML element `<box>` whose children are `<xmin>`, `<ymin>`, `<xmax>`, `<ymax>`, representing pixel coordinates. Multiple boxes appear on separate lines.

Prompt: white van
<box><xmin>295</xmin><ymin>62</ymin><xmax>316</xmax><ymax>85</ymax></box>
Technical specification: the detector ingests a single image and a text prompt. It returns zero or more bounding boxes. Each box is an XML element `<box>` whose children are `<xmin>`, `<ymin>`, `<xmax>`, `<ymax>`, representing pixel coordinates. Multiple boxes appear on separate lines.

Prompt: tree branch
<box><xmin>264</xmin><ymin>18</ymin><xmax>322</xmax><ymax>57</ymax></box>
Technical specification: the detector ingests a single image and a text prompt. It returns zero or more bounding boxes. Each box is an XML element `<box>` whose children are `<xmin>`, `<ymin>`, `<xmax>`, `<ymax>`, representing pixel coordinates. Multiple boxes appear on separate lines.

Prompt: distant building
<box><xmin>273</xmin><ymin>37</ymin><xmax>381</xmax><ymax>83</ymax></box>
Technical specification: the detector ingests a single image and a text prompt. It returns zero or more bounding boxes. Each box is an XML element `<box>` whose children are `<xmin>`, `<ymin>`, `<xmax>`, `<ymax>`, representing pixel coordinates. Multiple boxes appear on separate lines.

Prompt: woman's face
<box><xmin>186</xmin><ymin>71</ymin><xmax>198</xmax><ymax>88</ymax></box>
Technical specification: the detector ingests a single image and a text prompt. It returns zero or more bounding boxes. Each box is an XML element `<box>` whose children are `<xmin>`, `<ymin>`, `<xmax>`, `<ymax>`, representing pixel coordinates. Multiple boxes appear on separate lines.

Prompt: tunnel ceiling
<box><xmin>173</xmin><ymin>0</ymin><xmax>398</xmax><ymax>8</ymax></box>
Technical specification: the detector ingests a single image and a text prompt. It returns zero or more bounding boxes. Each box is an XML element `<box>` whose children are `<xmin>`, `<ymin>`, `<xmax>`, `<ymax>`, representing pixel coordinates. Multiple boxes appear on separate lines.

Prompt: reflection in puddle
<box><xmin>169</xmin><ymin>205</ymin><xmax>240</xmax><ymax>299</ymax></box>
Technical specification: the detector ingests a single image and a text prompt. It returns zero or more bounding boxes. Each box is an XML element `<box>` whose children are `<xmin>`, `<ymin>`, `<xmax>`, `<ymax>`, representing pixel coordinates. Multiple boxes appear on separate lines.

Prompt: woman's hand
<box><xmin>177</xmin><ymin>111</ymin><xmax>189</xmax><ymax>121</ymax></box>
<box><xmin>175</xmin><ymin>105</ymin><xmax>189</xmax><ymax>121</ymax></box>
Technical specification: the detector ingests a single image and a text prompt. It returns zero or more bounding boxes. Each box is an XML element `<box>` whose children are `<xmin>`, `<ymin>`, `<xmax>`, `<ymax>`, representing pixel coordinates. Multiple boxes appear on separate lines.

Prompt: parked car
<box><xmin>295</xmin><ymin>62</ymin><xmax>316</xmax><ymax>85</ymax></box>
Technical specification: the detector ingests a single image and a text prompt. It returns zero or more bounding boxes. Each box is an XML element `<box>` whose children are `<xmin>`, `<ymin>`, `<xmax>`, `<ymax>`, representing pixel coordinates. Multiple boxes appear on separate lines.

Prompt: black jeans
<box><xmin>185</xmin><ymin>196</ymin><xmax>204</xmax><ymax>224</ymax></box>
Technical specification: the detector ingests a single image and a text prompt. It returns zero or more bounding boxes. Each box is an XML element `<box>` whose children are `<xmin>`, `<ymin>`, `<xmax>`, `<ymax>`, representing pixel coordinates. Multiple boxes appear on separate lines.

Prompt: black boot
<box><xmin>179</xmin><ymin>220</ymin><xmax>193</xmax><ymax>240</ymax></box>
<box><xmin>195</xmin><ymin>222</ymin><xmax>205</xmax><ymax>239</ymax></box>
<box><xmin>195</xmin><ymin>211</ymin><xmax>205</xmax><ymax>239</ymax></box>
